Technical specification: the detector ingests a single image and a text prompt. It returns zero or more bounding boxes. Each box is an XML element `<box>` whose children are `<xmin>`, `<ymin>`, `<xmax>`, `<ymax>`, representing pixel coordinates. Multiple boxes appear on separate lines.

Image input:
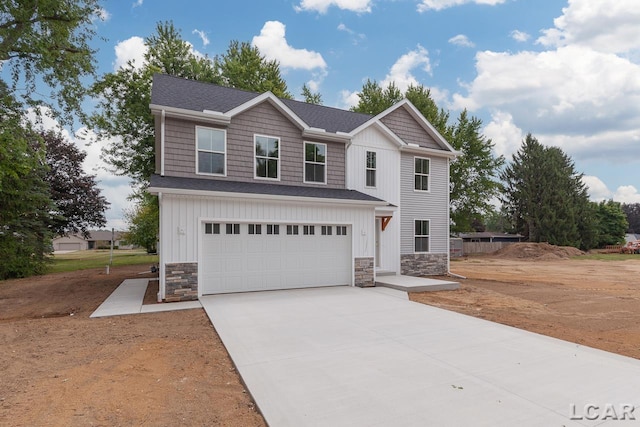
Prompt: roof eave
<box><xmin>399</xmin><ymin>144</ymin><xmax>458</xmax><ymax>159</ymax></box>
<box><xmin>150</xmin><ymin>104</ymin><xmax>231</xmax><ymax>126</ymax></box>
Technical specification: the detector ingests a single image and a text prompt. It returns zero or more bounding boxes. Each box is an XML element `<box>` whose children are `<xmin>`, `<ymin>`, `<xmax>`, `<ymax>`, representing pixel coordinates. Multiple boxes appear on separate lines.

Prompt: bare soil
<box><xmin>0</xmin><ymin>265</ymin><xmax>265</xmax><ymax>427</ymax></box>
<box><xmin>411</xmin><ymin>244</ymin><xmax>640</xmax><ymax>360</ymax></box>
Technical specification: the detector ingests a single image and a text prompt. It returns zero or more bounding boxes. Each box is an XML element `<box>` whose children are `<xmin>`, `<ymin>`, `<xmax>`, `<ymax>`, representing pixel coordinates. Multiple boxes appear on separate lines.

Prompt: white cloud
<box><xmin>192</xmin><ymin>29</ymin><xmax>210</xmax><ymax>47</ymax></box>
<box><xmin>253</xmin><ymin>21</ymin><xmax>327</xmax><ymax>71</ymax></box>
<box><xmin>337</xmin><ymin>23</ymin><xmax>367</xmax><ymax>45</ymax></box>
<box><xmin>113</xmin><ymin>36</ymin><xmax>147</xmax><ymax>71</ymax></box>
<box><xmin>132</xmin><ymin>0</ymin><xmax>143</xmax><ymax>7</ymax></box>
<box><xmin>418</xmin><ymin>0</ymin><xmax>506</xmax><ymax>12</ymax></box>
<box><xmin>613</xmin><ymin>186</ymin><xmax>640</xmax><ymax>204</ymax></box>
<box><xmin>482</xmin><ymin>111</ymin><xmax>524</xmax><ymax>159</ymax></box>
<box><xmin>448</xmin><ymin>34</ymin><xmax>475</xmax><ymax>48</ymax></box>
<box><xmin>95</xmin><ymin>8</ymin><xmax>111</xmax><ymax>22</ymax></box>
<box><xmin>381</xmin><ymin>45</ymin><xmax>431</xmax><ymax>93</ymax></box>
<box><xmin>510</xmin><ymin>30</ymin><xmax>530</xmax><ymax>42</ymax></box>
<box><xmin>582</xmin><ymin>176</ymin><xmax>612</xmax><ymax>201</ymax></box>
<box><xmin>339</xmin><ymin>89</ymin><xmax>361</xmax><ymax>109</ymax></box>
<box><xmin>537</xmin><ymin>0</ymin><xmax>640</xmax><ymax>55</ymax></box>
<box><xmin>295</xmin><ymin>0</ymin><xmax>371</xmax><ymax>13</ymax></box>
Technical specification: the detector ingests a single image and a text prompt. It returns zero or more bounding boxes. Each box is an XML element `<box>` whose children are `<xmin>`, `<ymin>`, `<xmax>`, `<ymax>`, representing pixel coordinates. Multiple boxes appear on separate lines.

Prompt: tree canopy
<box><xmin>622</xmin><ymin>203</ymin><xmax>640</xmax><ymax>234</ymax></box>
<box><xmin>501</xmin><ymin>134</ymin><xmax>597</xmax><ymax>249</ymax></box>
<box><xmin>593</xmin><ymin>200</ymin><xmax>627</xmax><ymax>246</ymax></box>
<box><xmin>0</xmin><ymin>0</ymin><xmax>101</xmax><ymax>122</ymax></box>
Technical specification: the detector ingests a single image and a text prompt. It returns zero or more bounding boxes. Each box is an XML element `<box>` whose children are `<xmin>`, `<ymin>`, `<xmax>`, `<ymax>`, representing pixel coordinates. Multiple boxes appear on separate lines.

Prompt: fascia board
<box><xmin>147</xmin><ymin>186</ymin><xmax>386</xmax><ymax>207</ymax></box>
<box><xmin>302</xmin><ymin>128</ymin><xmax>351</xmax><ymax>143</ymax></box>
<box><xmin>399</xmin><ymin>144</ymin><xmax>458</xmax><ymax>159</ymax></box>
<box><xmin>149</xmin><ymin>104</ymin><xmax>231</xmax><ymax>125</ymax></box>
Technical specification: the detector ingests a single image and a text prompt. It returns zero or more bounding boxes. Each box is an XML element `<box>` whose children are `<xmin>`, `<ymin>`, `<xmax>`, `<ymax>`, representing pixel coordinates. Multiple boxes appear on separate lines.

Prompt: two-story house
<box><xmin>148</xmin><ymin>74</ymin><xmax>457</xmax><ymax>301</ymax></box>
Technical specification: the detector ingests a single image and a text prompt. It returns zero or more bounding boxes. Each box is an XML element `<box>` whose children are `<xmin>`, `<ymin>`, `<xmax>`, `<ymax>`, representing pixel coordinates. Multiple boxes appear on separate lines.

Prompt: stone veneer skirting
<box><xmin>401</xmin><ymin>253</ymin><xmax>448</xmax><ymax>276</ymax></box>
<box><xmin>165</xmin><ymin>262</ymin><xmax>198</xmax><ymax>302</ymax></box>
<box><xmin>354</xmin><ymin>257</ymin><xmax>374</xmax><ymax>287</ymax></box>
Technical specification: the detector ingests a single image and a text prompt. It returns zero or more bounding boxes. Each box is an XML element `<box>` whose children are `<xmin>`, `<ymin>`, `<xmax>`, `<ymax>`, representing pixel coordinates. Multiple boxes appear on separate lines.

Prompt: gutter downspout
<box><xmin>160</xmin><ymin>109</ymin><xmax>166</xmax><ymax>176</ymax></box>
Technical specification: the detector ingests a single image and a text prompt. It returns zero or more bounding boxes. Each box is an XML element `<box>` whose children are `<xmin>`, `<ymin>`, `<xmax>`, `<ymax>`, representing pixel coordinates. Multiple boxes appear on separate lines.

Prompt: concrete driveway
<box><xmin>201</xmin><ymin>286</ymin><xmax>640</xmax><ymax>426</ymax></box>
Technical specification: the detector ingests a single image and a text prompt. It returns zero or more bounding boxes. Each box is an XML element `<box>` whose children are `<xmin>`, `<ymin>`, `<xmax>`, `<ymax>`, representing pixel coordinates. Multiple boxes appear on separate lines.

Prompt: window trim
<box><xmin>365</xmin><ymin>150</ymin><xmax>377</xmax><ymax>188</ymax></box>
<box><xmin>195</xmin><ymin>126</ymin><xmax>227</xmax><ymax>177</ymax></box>
<box><xmin>414</xmin><ymin>156</ymin><xmax>431</xmax><ymax>192</ymax></box>
<box><xmin>254</xmin><ymin>134</ymin><xmax>281</xmax><ymax>181</ymax></box>
<box><xmin>414</xmin><ymin>219</ymin><xmax>430</xmax><ymax>253</ymax></box>
<box><xmin>303</xmin><ymin>141</ymin><xmax>327</xmax><ymax>185</ymax></box>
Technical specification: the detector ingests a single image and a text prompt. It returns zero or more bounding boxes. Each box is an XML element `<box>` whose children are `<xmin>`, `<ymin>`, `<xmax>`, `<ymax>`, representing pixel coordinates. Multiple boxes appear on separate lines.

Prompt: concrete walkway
<box><xmin>90</xmin><ymin>279</ymin><xmax>201</xmax><ymax>318</ymax></box>
<box><xmin>201</xmin><ymin>286</ymin><xmax>640</xmax><ymax>426</ymax></box>
<box><xmin>375</xmin><ymin>275</ymin><xmax>459</xmax><ymax>292</ymax></box>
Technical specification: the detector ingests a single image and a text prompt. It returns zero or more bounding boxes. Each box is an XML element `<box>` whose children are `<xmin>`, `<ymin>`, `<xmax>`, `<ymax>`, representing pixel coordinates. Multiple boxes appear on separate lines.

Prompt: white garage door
<box><xmin>58</xmin><ymin>242</ymin><xmax>82</xmax><ymax>251</ymax></box>
<box><xmin>201</xmin><ymin>222</ymin><xmax>351</xmax><ymax>294</ymax></box>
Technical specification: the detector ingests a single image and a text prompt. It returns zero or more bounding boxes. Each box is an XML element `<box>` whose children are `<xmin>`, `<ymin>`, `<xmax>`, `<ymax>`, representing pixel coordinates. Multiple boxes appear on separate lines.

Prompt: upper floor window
<box><xmin>304</xmin><ymin>142</ymin><xmax>326</xmax><ymax>184</ymax></box>
<box><xmin>366</xmin><ymin>151</ymin><xmax>376</xmax><ymax>187</ymax></box>
<box><xmin>197</xmin><ymin>127</ymin><xmax>226</xmax><ymax>175</ymax></box>
<box><xmin>255</xmin><ymin>135</ymin><xmax>280</xmax><ymax>180</ymax></box>
<box><xmin>414</xmin><ymin>220</ymin><xmax>430</xmax><ymax>253</ymax></box>
<box><xmin>414</xmin><ymin>157</ymin><xmax>430</xmax><ymax>192</ymax></box>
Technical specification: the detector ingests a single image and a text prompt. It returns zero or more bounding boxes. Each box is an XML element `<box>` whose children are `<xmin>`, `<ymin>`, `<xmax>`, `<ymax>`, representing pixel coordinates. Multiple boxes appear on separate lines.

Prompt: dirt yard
<box><xmin>411</xmin><ymin>244</ymin><xmax>640</xmax><ymax>360</ymax></box>
<box><xmin>0</xmin><ymin>266</ymin><xmax>266</xmax><ymax>427</ymax></box>
<box><xmin>3</xmin><ymin>245</ymin><xmax>640</xmax><ymax>426</ymax></box>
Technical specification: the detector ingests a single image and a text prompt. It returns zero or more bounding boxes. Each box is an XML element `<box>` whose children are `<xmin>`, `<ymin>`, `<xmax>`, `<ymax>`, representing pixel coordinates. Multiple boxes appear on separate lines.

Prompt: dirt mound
<box><xmin>491</xmin><ymin>242</ymin><xmax>584</xmax><ymax>260</ymax></box>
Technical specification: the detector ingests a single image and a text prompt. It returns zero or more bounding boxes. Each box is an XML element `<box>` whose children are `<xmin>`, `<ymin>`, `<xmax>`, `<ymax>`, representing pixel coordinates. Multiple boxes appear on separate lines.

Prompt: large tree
<box><xmin>122</xmin><ymin>192</ymin><xmax>158</xmax><ymax>253</ymax></box>
<box><xmin>42</xmin><ymin>131</ymin><xmax>109</xmax><ymax>237</ymax></box>
<box><xmin>0</xmin><ymin>0</ymin><xmax>101</xmax><ymax>122</ymax></box>
<box><xmin>622</xmin><ymin>203</ymin><xmax>640</xmax><ymax>234</ymax></box>
<box><xmin>501</xmin><ymin>134</ymin><xmax>597</xmax><ymax>249</ymax></box>
<box><xmin>593</xmin><ymin>200</ymin><xmax>627</xmax><ymax>246</ymax></box>
<box><xmin>352</xmin><ymin>80</ymin><xmax>504</xmax><ymax>232</ymax></box>
<box><xmin>0</xmin><ymin>83</ymin><xmax>53</xmax><ymax>279</ymax></box>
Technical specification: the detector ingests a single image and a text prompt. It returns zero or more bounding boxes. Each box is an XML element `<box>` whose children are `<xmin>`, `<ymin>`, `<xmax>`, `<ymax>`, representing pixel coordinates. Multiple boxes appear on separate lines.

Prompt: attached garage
<box><xmin>58</xmin><ymin>242</ymin><xmax>83</xmax><ymax>251</ymax></box>
<box><xmin>200</xmin><ymin>222</ymin><xmax>351</xmax><ymax>294</ymax></box>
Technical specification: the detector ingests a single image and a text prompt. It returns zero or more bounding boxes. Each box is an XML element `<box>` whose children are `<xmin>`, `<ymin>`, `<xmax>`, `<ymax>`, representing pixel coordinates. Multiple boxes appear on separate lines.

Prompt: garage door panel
<box><xmin>201</xmin><ymin>223</ymin><xmax>351</xmax><ymax>294</ymax></box>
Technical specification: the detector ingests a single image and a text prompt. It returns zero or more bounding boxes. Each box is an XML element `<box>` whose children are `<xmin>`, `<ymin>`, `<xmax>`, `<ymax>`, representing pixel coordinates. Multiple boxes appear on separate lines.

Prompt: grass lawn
<box><xmin>49</xmin><ymin>249</ymin><xmax>159</xmax><ymax>273</ymax></box>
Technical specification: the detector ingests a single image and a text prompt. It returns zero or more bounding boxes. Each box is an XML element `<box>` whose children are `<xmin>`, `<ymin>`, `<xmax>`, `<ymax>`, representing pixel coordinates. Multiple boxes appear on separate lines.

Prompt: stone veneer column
<box><xmin>164</xmin><ymin>262</ymin><xmax>198</xmax><ymax>302</ymax></box>
<box><xmin>400</xmin><ymin>253</ymin><xmax>448</xmax><ymax>276</ymax></box>
<box><xmin>354</xmin><ymin>257</ymin><xmax>374</xmax><ymax>287</ymax></box>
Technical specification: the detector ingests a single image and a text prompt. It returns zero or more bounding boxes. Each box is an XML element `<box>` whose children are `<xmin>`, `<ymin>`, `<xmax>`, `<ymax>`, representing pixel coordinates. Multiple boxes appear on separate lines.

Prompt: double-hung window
<box><xmin>255</xmin><ymin>135</ymin><xmax>280</xmax><ymax>179</ymax></box>
<box><xmin>197</xmin><ymin>127</ymin><xmax>226</xmax><ymax>175</ymax></box>
<box><xmin>304</xmin><ymin>142</ymin><xmax>326</xmax><ymax>184</ymax></box>
<box><xmin>366</xmin><ymin>151</ymin><xmax>376</xmax><ymax>187</ymax></box>
<box><xmin>414</xmin><ymin>220</ymin><xmax>430</xmax><ymax>253</ymax></box>
<box><xmin>414</xmin><ymin>157</ymin><xmax>430</xmax><ymax>191</ymax></box>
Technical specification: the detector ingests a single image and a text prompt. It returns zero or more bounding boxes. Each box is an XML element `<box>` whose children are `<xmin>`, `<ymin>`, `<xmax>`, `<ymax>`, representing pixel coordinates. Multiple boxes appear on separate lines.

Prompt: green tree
<box><xmin>216</xmin><ymin>41</ymin><xmax>291</xmax><ymax>99</ymax></box>
<box><xmin>351</xmin><ymin>79</ymin><xmax>403</xmax><ymax>115</ymax></box>
<box><xmin>0</xmin><ymin>85</ymin><xmax>54</xmax><ymax>279</ymax></box>
<box><xmin>88</xmin><ymin>21</ymin><xmax>219</xmax><ymax>185</ymax></box>
<box><xmin>622</xmin><ymin>203</ymin><xmax>640</xmax><ymax>234</ymax></box>
<box><xmin>42</xmin><ymin>130</ymin><xmax>109</xmax><ymax>237</ymax></box>
<box><xmin>301</xmin><ymin>83</ymin><xmax>322</xmax><ymax>105</ymax></box>
<box><xmin>123</xmin><ymin>193</ymin><xmax>158</xmax><ymax>253</ymax></box>
<box><xmin>0</xmin><ymin>0</ymin><xmax>101</xmax><ymax>122</ymax></box>
<box><xmin>594</xmin><ymin>200</ymin><xmax>627</xmax><ymax>246</ymax></box>
<box><xmin>501</xmin><ymin>134</ymin><xmax>596</xmax><ymax>249</ymax></box>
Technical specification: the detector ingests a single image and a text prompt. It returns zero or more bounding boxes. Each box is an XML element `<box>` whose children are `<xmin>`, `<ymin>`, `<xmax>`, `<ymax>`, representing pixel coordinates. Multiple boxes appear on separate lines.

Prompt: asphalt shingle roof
<box><xmin>151</xmin><ymin>74</ymin><xmax>373</xmax><ymax>134</ymax></box>
<box><xmin>149</xmin><ymin>174</ymin><xmax>384</xmax><ymax>203</ymax></box>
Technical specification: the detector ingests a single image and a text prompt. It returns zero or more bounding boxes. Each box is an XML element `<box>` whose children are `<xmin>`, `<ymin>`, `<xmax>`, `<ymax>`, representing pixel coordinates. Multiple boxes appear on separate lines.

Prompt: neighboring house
<box><xmin>459</xmin><ymin>232</ymin><xmax>523</xmax><ymax>243</ymax></box>
<box><xmin>625</xmin><ymin>233</ymin><xmax>640</xmax><ymax>244</ymax></box>
<box><xmin>52</xmin><ymin>230</ymin><xmax>126</xmax><ymax>251</ymax></box>
<box><xmin>148</xmin><ymin>74</ymin><xmax>457</xmax><ymax>301</ymax></box>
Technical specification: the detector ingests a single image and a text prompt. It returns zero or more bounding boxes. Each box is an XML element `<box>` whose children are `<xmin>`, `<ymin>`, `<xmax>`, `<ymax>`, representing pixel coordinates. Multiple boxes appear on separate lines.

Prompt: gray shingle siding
<box><xmin>381</xmin><ymin>108</ymin><xmax>442</xmax><ymax>150</ymax></box>
<box><xmin>400</xmin><ymin>152</ymin><xmax>449</xmax><ymax>255</ymax></box>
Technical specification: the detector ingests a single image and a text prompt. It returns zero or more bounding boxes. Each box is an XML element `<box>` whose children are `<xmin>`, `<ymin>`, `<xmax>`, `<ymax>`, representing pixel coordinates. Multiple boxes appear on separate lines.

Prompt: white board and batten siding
<box><xmin>348</xmin><ymin>126</ymin><xmax>401</xmax><ymax>273</ymax></box>
<box><xmin>159</xmin><ymin>194</ymin><xmax>376</xmax><ymax>294</ymax></box>
<box><xmin>400</xmin><ymin>152</ymin><xmax>450</xmax><ymax>255</ymax></box>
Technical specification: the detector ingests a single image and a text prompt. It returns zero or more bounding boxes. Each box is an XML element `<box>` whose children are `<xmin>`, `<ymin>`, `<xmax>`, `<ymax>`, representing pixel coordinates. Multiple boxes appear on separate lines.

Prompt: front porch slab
<box><xmin>375</xmin><ymin>275</ymin><xmax>459</xmax><ymax>292</ymax></box>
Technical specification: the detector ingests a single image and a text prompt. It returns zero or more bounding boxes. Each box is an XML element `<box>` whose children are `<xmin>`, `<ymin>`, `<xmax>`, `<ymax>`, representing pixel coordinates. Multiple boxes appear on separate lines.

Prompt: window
<box><xmin>303</xmin><ymin>225</ymin><xmax>315</xmax><ymax>235</ymax></box>
<box><xmin>255</xmin><ymin>135</ymin><xmax>279</xmax><ymax>179</ymax></box>
<box><xmin>205</xmin><ymin>223</ymin><xmax>220</xmax><ymax>234</ymax></box>
<box><xmin>248</xmin><ymin>224</ymin><xmax>262</xmax><ymax>235</ymax></box>
<box><xmin>226</xmin><ymin>223</ymin><xmax>240</xmax><ymax>235</ymax></box>
<box><xmin>286</xmin><ymin>225</ymin><xmax>299</xmax><ymax>235</ymax></box>
<box><xmin>336</xmin><ymin>226</ymin><xmax>347</xmax><ymax>236</ymax></box>
<box><xmin>197</xmin><ymin>127</ymin><xmax>226</xmax><ymax>175</ymax></box>
<box><xmin>321</xmin><ymin>226</ymin><xmax>332</xmax><ymax>236</ymax></box>
<box><xmin>304</xmin><ymin>142</ymin><xmax>326</xmax><ymax>184</ymax></box>
<box><xmin>366</xmin><ymin>151</ymin><xmax>376</xmax><ymax>187</ymax></box>
<box><xmin>267</xmin><ymin>224</ymin><xmax>280</xmax><ymax>235</ymax></box>
<box><xmin>414</xmin><ymin>157</ymin><xmax>430</xmax><ymax>191</ymax></box>
<box><xmin>414</xmin><ymin>220</ymin><xmax>430</xmax><ymax>252</ymax></box>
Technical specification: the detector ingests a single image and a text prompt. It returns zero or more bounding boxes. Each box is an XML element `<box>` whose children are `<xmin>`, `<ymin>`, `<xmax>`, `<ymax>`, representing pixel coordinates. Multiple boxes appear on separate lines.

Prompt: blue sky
<box><xmin>29</xmin><ymin>0</ymin><xmax>640</xmax><ymax>228</ymax></box>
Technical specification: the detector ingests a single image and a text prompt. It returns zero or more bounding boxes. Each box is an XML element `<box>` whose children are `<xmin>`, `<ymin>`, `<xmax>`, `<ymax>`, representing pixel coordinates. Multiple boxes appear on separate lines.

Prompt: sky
<box><xmin>23</xmin><ymin>0</ymin><xmax>640</xmax><ymax>228</ymax></box>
